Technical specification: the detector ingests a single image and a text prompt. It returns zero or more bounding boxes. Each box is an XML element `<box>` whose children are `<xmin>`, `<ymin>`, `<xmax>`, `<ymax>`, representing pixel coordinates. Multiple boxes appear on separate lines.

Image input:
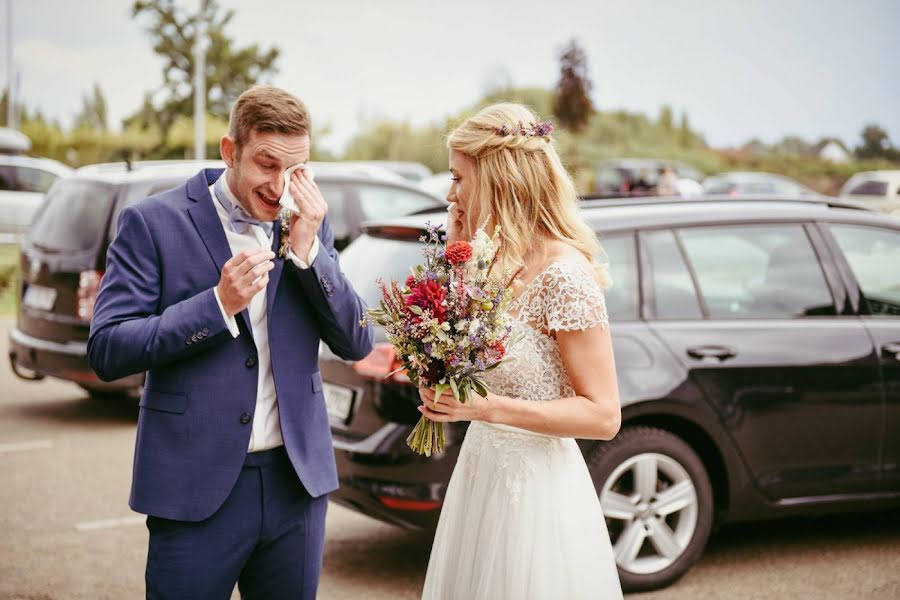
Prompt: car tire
<box><xmin>585</xmin><ymin>425</ymin><xmax>714</xmax><ymax>593</ymax></box>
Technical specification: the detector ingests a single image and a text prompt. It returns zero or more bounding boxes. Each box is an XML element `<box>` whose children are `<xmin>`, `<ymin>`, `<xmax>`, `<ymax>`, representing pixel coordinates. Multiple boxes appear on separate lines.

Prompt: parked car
<box><xmin>839</xmin><ymin>170</ymin><xmax>900</xmax><ymax>216</ymax></box>
<box><xmin>702</xmin><ymin>171</ymin><xmax>819</xmax><ymax>198</ymax></box>
<box><xmin>593</xmin><ymin>158</ymin><xmax>704</xmax><ymax>197</ymax></box>
<box><xmin>321</xmin><ymin>195</ymin><xmax>900</xmax><ymax>592</ymax></box>
<box><xmin>8</xmin><ymin>160</ymin><xmax>446</xmax><ymax>396</ymax></box>
<box><xmin>342</xmin><ymin>160</ymin><xmax>433</xmax><ymax>182</ymax></box>
<box><xmin>0</xmin><ymin>127</ymin><xmax>32</xmax><ymax>153</ymax></box>
<box><xmin>0</xmin><ymin>154</ymin><xmax>73</xmax><ymax>242</ymax></box>
<box><xmin>418</xmin><ymin>170</ymin><xmax>452</xmax><ymax>200</ymax></box>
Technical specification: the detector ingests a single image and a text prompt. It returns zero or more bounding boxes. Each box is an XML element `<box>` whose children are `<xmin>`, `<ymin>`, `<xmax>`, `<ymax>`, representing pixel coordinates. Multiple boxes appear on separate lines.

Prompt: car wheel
<box><xmin>586</xmin><ymin>425</ymin><xmax>714</xmax><ymax>592</ymax></box>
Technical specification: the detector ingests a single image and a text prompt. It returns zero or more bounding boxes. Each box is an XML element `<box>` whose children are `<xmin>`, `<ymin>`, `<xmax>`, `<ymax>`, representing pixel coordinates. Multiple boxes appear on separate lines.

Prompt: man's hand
<box><xmin>216</xmin><ymin>248</ymin><xmax>275</xmax><ymax>316</ymax></box>
<box><xmin>288</xmin><ymin>167</ymin><xmax>327</xmax><ymax>261</ymax></box>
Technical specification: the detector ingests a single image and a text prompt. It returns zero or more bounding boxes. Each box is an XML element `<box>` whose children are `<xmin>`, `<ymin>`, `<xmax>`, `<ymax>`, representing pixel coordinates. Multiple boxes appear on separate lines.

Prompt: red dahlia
<box><xmin>405</xmin><ymin>279</ymin><xmax>448</xmax><ymax>322</ymax></box>
<box><xmin>445</xmin><ymin>241</ymin><xmax>473</xmax><ymax>265</ymax></box>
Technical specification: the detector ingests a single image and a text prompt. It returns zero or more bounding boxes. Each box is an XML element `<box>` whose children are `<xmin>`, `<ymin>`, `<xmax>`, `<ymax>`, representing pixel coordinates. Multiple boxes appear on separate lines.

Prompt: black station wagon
<box><xmin>320</xmin><ymin>196</ymin><xmax>900</xmax><ymax>592</ymax></box>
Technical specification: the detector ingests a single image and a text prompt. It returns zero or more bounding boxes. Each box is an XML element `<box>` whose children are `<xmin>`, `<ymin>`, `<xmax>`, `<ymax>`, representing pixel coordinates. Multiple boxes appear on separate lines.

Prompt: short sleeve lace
<box><xmin>522</xmin><ymin>260</ymin><xmax>609</xmax><ymax>332</ymax></box>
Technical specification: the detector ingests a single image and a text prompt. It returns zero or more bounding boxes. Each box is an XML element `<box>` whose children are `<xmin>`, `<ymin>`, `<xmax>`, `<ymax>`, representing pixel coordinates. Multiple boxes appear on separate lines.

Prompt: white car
<box><xmin>839</xmin><ymin>170</ymin><xmax>900</xmax><ymax>217</ymax></box>
<box><xmin>0</xmin><ymin>154</ymin><xmax>74</xmax><ymax>243</ymax></box>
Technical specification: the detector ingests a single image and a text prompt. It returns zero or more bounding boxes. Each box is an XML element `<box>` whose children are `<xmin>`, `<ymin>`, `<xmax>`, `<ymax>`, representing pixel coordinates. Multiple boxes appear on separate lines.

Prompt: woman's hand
<box><xmin>445</xmin><ymin>204</ymin><xmax>465</xmax><ymax>243</ymax></box>
<box><xmin>418</xmin><ymin>386</ymin><xmax>500</xmax><ymax>423</ymax></box>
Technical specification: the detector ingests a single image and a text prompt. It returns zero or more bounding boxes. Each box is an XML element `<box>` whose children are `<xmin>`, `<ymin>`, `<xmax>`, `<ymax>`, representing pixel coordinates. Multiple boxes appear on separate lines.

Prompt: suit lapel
<box><xmin>187</xmin><ymin>169</ymin><xmax>254</xmax><ymax>337</ymax></box>
<box><xmin>266</xmin><ymin>222</ymin><xmax>285</xmax><ymax>317</ymax></box>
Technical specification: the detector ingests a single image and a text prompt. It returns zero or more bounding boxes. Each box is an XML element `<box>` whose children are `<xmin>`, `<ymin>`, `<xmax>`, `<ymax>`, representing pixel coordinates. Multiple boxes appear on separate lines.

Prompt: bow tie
<box><xmin>214</xmin><ymin>176</ymin><xmax>274</xmax><ymax>236</ymax></box>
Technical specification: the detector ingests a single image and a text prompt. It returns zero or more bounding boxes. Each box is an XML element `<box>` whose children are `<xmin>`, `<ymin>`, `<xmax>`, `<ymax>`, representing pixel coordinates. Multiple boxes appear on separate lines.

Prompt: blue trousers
<box><xmin>145</xmin><ymin>447</ymin><xmax>328</xmax><ymax>599</ymax></box>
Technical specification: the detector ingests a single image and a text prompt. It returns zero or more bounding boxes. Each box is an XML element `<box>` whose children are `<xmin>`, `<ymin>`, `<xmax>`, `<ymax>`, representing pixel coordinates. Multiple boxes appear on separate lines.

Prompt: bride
<box><xmin>418</xmin><ymin>103</ymin><xmax>624</xmax><ymax>599</ymax></box>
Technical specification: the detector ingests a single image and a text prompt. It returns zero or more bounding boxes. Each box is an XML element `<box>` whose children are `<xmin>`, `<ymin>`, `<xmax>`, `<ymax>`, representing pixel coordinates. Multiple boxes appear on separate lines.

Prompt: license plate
<box><xmin>23</xmin><ymin>285</ymin><xmax>57</xmax><ymax>311</ymax></box>
<box><xmin>323</xmin><ymin>382</ymin><xmax>354</xmax><ymax>425</ymax></box>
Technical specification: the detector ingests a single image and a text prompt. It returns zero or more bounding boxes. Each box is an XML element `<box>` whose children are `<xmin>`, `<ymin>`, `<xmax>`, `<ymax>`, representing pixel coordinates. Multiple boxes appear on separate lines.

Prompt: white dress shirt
<box><xmin>209</xmin><ymin>173</ymin><xmax>319</xmax><ymax>452</ymax></box>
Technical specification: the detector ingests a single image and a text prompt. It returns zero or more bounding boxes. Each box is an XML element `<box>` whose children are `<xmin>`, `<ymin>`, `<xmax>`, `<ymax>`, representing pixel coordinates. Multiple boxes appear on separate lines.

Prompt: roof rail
<box><xmin>577</xmin><ymin>194</ymin><xmax>871</xmax><ymax>212</ymax></box>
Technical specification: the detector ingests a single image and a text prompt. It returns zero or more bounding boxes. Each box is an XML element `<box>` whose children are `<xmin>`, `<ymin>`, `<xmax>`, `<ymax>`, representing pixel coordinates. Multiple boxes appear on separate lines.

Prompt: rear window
<box><xmin>340</xmin><ymin>234</ymin><xmax>425</xmax><ymax>307</ymax></box>
<box><xmin>702</xmin><ymin>179</ymin><xmax>734</xmax><ymax>194</ymax></box>
<box><xmin>848</xmin><ymin>180</ymin><xmax>888</xmax><ymax>196</ymax></box>
<box><xmin>28</xmin><ymin>179</ymin><xmax>117</xmax><ymax>252</ymax></box>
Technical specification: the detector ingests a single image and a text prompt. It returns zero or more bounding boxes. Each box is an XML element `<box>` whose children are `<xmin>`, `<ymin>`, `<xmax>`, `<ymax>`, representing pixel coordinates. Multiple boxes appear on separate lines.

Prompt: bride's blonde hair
<box><xmin>447</xmin><ymin>103</ymin><xmax>610</xmax><ymax>288</ymax></box>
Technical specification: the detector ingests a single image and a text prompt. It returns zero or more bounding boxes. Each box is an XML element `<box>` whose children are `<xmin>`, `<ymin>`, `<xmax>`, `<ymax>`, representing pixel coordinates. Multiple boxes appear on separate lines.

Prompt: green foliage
<box><xmin>854</xmin><ymin>124</ymin><xmax>900</xmax><ymax>161</ymax></box>
<box><xmin>127</xmin><ymin>0</ymin><xmax>280</xmax><ymax>153</ymax></box>
<box><xmin>343</xmin><ymin>119</ymin><xmax>450</xmax><ymax>174</ymax></box>
<box><xmin>74</xmin><ymin>83</ymin><xmax>109</xmax><ymax>131</ymax></box>
<box><xmin>552</xmin><ymin>39</ymin><xmax>595</xmax><ymax>133</ymax></box>
<box><xmin>0</xmin><ymin>245</ymin><xmax>19</xmax><ymax>316</ymax></box>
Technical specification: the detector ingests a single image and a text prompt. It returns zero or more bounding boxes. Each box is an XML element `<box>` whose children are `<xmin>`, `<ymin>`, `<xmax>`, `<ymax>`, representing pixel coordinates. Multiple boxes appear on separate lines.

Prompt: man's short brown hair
<box><xmin>228</xmin><ymin>85</ymin><xmax>311</xmax><ymax>150</ymax></box>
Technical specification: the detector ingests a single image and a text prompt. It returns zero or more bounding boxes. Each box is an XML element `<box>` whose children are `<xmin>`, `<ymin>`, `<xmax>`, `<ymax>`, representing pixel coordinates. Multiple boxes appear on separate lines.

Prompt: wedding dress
<box><xmin>422</xmin><ymin>258</ymin><xmax>623</xmax><ymax>599</ymax></box>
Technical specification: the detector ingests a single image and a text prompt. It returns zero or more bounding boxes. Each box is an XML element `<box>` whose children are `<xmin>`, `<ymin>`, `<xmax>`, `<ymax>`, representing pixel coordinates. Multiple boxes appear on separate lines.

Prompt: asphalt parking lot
<box><xmin>1</xmin><ymin>316</ymin><xmax>899</xmax><ymax>599</ymax></box>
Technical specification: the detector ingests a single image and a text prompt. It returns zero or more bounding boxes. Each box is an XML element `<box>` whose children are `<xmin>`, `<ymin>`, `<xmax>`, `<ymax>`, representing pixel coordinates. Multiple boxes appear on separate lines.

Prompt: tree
<box><xmin>679</xmin><ymin>112</ymin><xmax>694</xmax><ymax>148</ymax></box>
<box><xmin>854</xmin><ymin>124</ymin><xmax>897</xmax><ymax>160</ymax></box>
<box><xmin>551</xmin><ymin>39</ymin><xmax>594</xmax><ymax>133</ymax></box>
<box><xmin>657</xmin><ymin>105</ymin><xmax>674</xmax><ymax>132</ymax></box>
<box><xmin>74</xmin><ymin>83</ymin><xmax>109</xmax><ymax>131</ymax></box>
<box><xmin>127</xmin><ymin>0</ymin><xmax>280</xmax><ymax>149</ymax></box>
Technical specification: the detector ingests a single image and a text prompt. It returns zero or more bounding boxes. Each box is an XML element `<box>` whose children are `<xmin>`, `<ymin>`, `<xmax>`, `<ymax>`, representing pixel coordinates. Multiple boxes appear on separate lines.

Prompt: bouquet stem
<box><xmin>407</xmin><ymin>381</ymin><xmax>462</xmax><ymax>456</ymax></box>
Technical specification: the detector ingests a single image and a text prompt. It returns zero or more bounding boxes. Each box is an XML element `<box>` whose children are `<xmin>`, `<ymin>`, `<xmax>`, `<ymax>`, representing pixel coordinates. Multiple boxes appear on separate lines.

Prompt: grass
<box><xmin>0</xmin><ymin>244</ymin><xmax>20</xmax><ymax>316</ymax></box>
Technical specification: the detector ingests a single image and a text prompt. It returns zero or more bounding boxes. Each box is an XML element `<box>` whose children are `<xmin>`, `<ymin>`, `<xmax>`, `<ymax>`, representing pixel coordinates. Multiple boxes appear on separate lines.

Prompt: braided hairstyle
<box><xmin>447</xmin><ymin>103</ymin><xmax>610</xmax><ymax>288</ymax></box>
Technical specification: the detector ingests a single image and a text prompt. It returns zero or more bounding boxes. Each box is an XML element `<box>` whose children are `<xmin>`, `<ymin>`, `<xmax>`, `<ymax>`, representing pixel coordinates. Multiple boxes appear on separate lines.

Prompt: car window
<box><xmin>15</xmin><ymin>166</ymin><xmax>59</xmax><ymax>193</ymax></box>
<box><xmin>595</xmin><ymin>167</ymin><xmax>623</xmax><ymax>191</ymax></box>
<box><xmin>318</xmin><ymin>182</ymin><xmax>349</xmax><ymax>241</ymax></box>
<box><xmin>848</xmin><ymin>180</ymin><xmax>888</xmax><ymax>196</ymax></box>
<box><xmin>341</xmin><ymin>234</ymin><xmax>424</xmax><ymax>308</ymax></box>
<box><xmin>678</xmin><ymin>224</ymin><xmax>835</xmax><ymax>318</ymax></box>
<box><xmin>27</xmin><ymin>179</ymin><xmax>117</xmax><ymax>252</ymax></box>
<box><xmin>600</xmin><ymin>234</ymin><xmax>638</xmax><ymax>320</ymax></box>
<box><xmin>640</xmin><ymin>230</ymin><xmax>703</xmax><ymax>319</ymax></box>
<box><xmin>742</xmin><ymin>182</ymin><xmax>775</xmax><ymax>194</ymax></box>
<box><xmin>109</xmin><ymin>179</ymin><xmax>185</xmax><ymax>237</ymax></box>
<box><xmin>829</xmin><ymin>224</ymin><xmax>900</xmax><ymax>316</ymax></box>
<box><xmin>355</xmin><ymin>184</ymin><xmax>439</xmax><ymax>222</ymax></box>
<box><xmin>702</xmin><ymin>179</ymin><xmax>732</xmax><ymax>195</ymax></box>
<box><xmin>0</xmin><ymin>165</ymin><xmax>14</xmax><ymax>190</ymax></box>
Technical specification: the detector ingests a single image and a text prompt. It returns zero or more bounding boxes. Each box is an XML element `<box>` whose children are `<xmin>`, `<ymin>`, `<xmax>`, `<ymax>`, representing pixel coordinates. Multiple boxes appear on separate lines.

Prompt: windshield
<box><xmin>27</xmin><ymin>179</ymin><xmax>117</xmax><ymax>252</ymax></box>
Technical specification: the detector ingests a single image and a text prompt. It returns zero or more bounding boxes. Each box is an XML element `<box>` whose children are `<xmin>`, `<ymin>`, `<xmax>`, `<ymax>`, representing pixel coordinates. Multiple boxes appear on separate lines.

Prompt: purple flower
<box><xmin>533</xmin><ymin>121</ymin><xmax>554</xmax><ymax>136</ymax></box>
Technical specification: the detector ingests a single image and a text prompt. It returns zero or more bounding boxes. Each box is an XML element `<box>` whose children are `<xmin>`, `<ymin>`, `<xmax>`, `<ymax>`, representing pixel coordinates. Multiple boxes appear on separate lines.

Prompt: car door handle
<box><xmin>686</xmin><ymin>345</ymin><xmax>737</xmax><ymax>363</ymax></box>
<box><xmin>883</xmin><ymin>342</ymin><xmax>900</xmax><ymax>361</ymax></box>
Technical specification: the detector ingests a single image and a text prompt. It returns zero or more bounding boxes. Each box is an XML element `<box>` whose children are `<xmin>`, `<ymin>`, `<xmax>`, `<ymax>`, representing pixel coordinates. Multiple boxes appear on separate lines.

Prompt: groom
<box><xmin>88</xmin><ymin>85</ymin><xmax>373</xmax><ymax>598</ymax></box>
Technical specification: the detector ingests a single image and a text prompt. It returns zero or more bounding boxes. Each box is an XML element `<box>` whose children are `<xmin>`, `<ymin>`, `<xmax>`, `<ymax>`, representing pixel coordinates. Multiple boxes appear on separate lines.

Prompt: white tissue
<box><xmin>278</xmin><ymin>163</ymin><xmax>314</xmax><ymax>215</ymax></box>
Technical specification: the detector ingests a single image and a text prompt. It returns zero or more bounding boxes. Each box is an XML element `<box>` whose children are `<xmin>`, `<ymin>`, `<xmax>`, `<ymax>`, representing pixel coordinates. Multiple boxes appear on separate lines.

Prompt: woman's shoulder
<box><xmin>540</xmin><ymin>242</ymin><xmax>594</xmax><ymax>277</ymax></box>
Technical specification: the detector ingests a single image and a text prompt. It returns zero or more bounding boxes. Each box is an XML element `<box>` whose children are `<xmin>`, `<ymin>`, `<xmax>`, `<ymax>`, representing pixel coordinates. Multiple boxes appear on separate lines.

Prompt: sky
<box><xmin>5</xmin><ymin>0</ymin><xmax>900</xmax><ymax>156</ymax></box>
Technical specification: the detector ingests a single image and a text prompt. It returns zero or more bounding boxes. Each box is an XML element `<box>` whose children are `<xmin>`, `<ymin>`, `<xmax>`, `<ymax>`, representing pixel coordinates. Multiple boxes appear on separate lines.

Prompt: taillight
<box><xmin>353</xmin><ymin>343</ymin><xmax>410</xmax><ymax>383</ymax></box>
<box><xmin>76</xmin><ymin>270</ymin><xmax>102</xmax><ymax>322</ymax></box>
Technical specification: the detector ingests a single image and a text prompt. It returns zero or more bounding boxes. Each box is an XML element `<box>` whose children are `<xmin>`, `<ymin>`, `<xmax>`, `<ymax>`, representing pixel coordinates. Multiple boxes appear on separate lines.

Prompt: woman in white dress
<box><xmin>419</xmin><ymin>103</ymin><xmax>624</xmax><ymax>599</ymax></box>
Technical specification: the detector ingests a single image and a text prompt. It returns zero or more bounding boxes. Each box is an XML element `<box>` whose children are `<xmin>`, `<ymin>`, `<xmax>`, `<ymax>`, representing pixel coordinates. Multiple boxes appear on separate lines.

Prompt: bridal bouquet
<box><xmin>363</xmin><ymin>223</ymin><xmax>516</xmax><ymax>456</ymax></box>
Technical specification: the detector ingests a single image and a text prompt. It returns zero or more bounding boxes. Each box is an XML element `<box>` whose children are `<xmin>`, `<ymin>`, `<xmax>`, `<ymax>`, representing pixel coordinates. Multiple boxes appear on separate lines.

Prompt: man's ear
<box><xmin>221</xmin><ymin>135</ymin><xmax>236</xmax><ymax>168</ymax></box>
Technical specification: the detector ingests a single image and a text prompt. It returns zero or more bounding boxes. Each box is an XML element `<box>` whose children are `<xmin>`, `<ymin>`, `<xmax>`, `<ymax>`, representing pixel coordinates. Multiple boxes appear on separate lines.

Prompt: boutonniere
<box><xmin>277</xmin><ymin>209</ymin><xmax>291</xmax><ymax>259</ymax></box>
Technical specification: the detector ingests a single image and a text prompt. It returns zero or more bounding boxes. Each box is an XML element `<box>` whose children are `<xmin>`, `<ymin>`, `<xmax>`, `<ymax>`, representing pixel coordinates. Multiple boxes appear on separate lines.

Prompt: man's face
<box><xmin>221</xmin><ymin>129</ymin><xmax>311</xmax><ymax>221</ymax></box>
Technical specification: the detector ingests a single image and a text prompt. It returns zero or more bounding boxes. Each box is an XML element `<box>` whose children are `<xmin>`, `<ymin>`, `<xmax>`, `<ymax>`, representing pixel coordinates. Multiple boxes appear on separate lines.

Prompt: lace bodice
<box><xmin>481</xmin><ymin>258</ymin><xmax>609</xmax><ymax>403</ymax></box>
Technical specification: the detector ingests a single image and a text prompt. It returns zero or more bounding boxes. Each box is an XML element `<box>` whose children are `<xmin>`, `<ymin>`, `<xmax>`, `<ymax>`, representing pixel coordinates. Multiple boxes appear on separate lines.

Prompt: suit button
<box><xmin>201</xmin><ymin>328</ymin><xmax>209</xmax><ymax>336</ymax></box>
<box><xmin>245</xmin><ymin>356</ymin><xmax>257</xmax><ymax>369</ymax></box>
<box><xmin>240</xmin><ymin>412</ymin><xmax>251</xmax><ymax>425</ymax></box>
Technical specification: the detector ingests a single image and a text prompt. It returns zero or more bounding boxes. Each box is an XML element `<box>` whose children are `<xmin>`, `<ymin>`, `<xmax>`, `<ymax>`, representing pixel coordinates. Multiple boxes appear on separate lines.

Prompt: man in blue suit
<box><xmin>88</xmin><ymin>85</ymin><xmax>373</xmax><ymax>599</ymax></box>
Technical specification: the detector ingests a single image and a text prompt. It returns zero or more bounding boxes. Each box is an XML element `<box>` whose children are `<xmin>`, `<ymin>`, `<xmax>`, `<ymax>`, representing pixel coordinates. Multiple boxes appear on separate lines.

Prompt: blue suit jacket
<box><xmin>88</xmin><ymin>169</ymin><xmax>373</xmax><ymax>521</ymax></box>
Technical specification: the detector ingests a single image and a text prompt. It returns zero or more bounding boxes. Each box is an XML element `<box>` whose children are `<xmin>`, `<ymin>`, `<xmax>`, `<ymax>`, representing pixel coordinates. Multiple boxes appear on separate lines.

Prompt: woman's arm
<box><xmin>419</xmin><ymin>323</ymin><xmax>621</xmax><ymax>440</ymax></box>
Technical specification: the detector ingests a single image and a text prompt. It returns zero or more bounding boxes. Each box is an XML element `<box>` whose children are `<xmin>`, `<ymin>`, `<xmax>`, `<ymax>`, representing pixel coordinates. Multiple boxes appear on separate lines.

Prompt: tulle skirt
<box><xmin>422</xmin><ymin>421</ymin><xmax>623</xmax><ymax>600</ymax></box>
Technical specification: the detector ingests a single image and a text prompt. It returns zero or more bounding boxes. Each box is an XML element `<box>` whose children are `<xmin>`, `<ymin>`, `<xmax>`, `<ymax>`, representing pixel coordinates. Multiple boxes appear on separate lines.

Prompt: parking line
<box><xmin>75</xmin><ymin>515</ymin><xmax>146</xmax><ymax>532</ymax></box>
<box><xmin>0</xmin><ymin>439</ymin><xmax>54</xmax><ymax>453</ymax></box>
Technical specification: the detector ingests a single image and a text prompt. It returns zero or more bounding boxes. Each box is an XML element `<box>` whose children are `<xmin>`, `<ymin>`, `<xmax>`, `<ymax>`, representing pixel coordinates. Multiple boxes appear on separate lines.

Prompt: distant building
<box><xmin>811</xmin><ymin>138</ymin><xmax>852</xmax><ymax>163</ymax></box>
